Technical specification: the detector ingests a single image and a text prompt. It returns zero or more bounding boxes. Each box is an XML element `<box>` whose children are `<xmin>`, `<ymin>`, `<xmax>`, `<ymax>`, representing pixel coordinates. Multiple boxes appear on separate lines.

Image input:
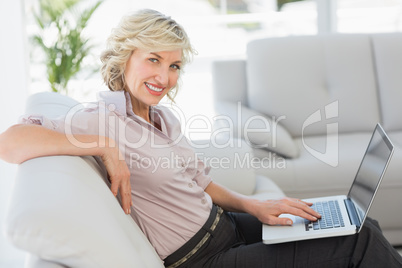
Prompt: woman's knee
<box><xmin>360</xmin><ymin>217</ymin><xmax>383</xmax><ymax>238</ymax></box>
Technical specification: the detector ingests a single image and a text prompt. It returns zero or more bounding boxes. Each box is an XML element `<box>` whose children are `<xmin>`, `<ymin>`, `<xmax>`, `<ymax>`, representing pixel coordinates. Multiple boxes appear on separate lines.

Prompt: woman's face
<box><xmin>124</xmin><ymin>48</ymin><xmax>182</xmax><ymax>109</ymax></box>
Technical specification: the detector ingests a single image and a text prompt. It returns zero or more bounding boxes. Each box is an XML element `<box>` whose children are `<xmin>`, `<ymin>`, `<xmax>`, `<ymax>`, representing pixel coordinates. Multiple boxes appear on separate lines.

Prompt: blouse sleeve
<box><xmin>19</xmin><ymin>114</ymin><xmax>65</xmax><ymax>132</ymax></box>
<box><xmin>192</xmin><ymin>156</ymin><xmax>213</xmax><ymax>190</ymax></box>
<box><xmin>18</xmin><ymin>102</ymin><xmax>118</xmax><ymax>137</ymax></box>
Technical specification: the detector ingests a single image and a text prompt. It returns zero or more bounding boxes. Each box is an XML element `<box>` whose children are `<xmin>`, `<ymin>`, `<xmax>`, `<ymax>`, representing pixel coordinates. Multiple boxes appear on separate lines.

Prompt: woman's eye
<box><xmin>149</xmin><ymin>58</ymin><xmax>158</xmax><ymax>63</ymax></box>
<box><xmin>170</xmin><ymin>64</ymin><xmax>181</xmax><ymax>70</ymax></box>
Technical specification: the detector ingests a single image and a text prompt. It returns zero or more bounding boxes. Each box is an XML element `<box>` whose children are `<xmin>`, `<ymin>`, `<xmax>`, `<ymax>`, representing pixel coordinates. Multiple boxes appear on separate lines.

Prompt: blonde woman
<box><xmin>0</xmin><ymin>9</ymin><xmax>401</xmax><ymax>268</ymax></box>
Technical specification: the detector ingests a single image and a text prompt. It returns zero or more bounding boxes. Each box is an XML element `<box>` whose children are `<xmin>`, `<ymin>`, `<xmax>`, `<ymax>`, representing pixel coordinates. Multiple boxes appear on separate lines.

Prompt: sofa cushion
<box><xmin>246</xmin><ymin>34</ymin><xmax>380</xmax><ymax>138</ymax></box>
<box><xmin>5</xmin><ymin>156</ymin><xmax>164</xmax><ymax>268</ymax></box>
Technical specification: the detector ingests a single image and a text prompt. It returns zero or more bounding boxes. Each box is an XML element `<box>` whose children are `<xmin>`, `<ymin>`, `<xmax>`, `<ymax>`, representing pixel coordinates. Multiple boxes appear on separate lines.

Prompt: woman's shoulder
<box><xmin>94</xmin><ymin>90</ymin><xmax>127</xmax><ymax>116</ymax></box>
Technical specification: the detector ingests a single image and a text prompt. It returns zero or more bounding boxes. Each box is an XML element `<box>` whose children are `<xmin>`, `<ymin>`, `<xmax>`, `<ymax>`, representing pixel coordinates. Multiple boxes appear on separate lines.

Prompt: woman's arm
<box><xmin>0</xmin><ymin>124</ymin><xmax>132</xmax><ymax>214</ymax></box>
<box><xmin>0</xmin><ymin>124</ymin><xmax>105</xmax><ymax>164</ymax></box>
<box><xmin>205</xmin><ymin>181</ymin><xmax>321</xmax><ymax>226</ymax></box>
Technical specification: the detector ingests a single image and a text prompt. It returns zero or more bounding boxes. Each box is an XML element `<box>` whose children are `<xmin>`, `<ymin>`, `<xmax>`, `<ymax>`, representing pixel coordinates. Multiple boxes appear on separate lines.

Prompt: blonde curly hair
<box><xmin>100</xmin><ymin>9</ymin><xmax>196</xmax><ymax>101</ymax></box>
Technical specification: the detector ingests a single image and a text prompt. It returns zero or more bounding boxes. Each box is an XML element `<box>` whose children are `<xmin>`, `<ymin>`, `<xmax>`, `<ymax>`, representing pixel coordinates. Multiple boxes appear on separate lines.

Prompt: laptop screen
<box><xmin>347</xmin><ymin>124</ymin><xmax>394</xmax><ymax>226</ymax></box>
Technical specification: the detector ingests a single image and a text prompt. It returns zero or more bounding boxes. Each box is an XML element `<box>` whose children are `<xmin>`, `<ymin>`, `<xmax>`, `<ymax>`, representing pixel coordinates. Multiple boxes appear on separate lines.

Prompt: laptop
<box><xmin>262</xmin><ymin>123</ymin><xmax>394</xmax><ymax>244</ymax></box>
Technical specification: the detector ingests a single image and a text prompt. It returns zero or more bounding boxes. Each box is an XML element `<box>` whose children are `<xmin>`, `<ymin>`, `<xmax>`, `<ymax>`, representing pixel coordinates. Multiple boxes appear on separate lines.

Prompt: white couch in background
<box><xmin>212</xmin><ymin>33</ymin><xmax>402</xmax><ymax>245</ymax></box>
<box><xmin>3</xmin><ymin>92</ymin><xmax>284</xmax><ymax>268</ymax></box>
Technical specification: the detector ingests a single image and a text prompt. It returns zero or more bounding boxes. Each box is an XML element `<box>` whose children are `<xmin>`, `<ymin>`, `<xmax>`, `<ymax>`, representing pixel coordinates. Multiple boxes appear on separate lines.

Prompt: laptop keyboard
<box><xmin>304</xmin><ymin>200</ymin><xmax>345</xmax><ymax>231</ymax></box>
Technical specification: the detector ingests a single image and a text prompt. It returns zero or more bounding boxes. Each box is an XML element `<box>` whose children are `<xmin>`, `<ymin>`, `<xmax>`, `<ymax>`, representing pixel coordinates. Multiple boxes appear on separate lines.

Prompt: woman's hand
<box><xmin>205</xmin><ymin>182</ymin><xmax>320</xmax><ymax>226</ymax></box>
<box><xmin>253</xmin><ymin>197</ymin><xmax>321</xmax><ymax>226</ymax></box>
<box><xmin>100</xmin><ymin>144</ymin><xmax>132</xmax><ymax>215</ymax></box>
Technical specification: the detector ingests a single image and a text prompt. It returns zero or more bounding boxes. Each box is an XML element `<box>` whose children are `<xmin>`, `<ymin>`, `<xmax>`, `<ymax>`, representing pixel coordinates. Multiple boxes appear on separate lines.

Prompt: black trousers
<box><xmin>166</xmin><ymin>208</ymin><xmax>402</xmax><ymax>267</ymax></box>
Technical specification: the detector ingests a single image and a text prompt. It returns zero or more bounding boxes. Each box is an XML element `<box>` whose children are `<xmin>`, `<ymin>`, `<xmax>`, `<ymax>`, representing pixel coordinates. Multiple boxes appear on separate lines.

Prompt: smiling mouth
<box><xmin>145</xmin><ymin>82</ymin><xmax>164</xmax><ymax>94</ymax></box>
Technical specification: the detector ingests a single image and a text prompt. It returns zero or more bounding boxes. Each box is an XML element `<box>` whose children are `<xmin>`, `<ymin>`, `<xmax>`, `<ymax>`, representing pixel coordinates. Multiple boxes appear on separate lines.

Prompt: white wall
<box><xmin>0</xmin><ymin>0</ymin><xmax>29</xmax><ymax>266</ymax></box>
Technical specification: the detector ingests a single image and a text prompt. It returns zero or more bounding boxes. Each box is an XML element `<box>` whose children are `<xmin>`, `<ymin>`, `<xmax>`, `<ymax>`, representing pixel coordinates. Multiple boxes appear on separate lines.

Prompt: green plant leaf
<box><xmin>32</xmin><ymin>0</ymin><xmax>103</xmax><ymax>94</ymax></box>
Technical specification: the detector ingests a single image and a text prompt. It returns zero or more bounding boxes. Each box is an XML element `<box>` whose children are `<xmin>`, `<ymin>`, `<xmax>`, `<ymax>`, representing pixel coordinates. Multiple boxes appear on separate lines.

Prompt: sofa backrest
<box><xmin>371</xmin><ymin>33</ymin><xmax>402</xmax><ymax>132</ymax></box>
<box><xmin>24</xmin><ymin>91</ymin><xmax>81</xmax><ymax>119</ymax></box>
<box><xmin>246</xmin><ymin>34</ymin><xmax>381</xmax><ymax>138</ymax></box>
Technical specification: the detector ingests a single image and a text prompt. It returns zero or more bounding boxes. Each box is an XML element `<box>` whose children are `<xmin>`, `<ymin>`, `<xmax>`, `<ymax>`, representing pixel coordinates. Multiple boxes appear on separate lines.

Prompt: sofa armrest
<box><xmin>191</xmin><ymin>138</ymin><xmax>257</xmax><ymax>195</ymax></box>
<box><xmin>25</xmin><ymin>254</ymin><xmax>68</xmax><ymax>268</ymax></box>
<box><xmin>5</xmin><ymin>155</ymin><xmax>163</xmax><ymax>268</ymax></box>
<box><xmin>212</xmin><ymin>59</ymin><xmax>248</xmax><ymax>104</ymax></box>
<box><xmin>214</xmin><ymin>101</ymin><xmax>299</xmax><ymax>158</ymax></box>
<box><xmin>251</xmin><ymin>175</ymin><xmax>286</xmax><ymax>200</ymax></box>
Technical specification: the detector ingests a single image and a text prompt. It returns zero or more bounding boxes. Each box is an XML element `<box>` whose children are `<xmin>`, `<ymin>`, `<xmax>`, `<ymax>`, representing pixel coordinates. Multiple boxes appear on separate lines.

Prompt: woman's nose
<box><xmin>155</xmin><ymin>67</ymin><xmax>169</xmax><ymax>85</ymax></box>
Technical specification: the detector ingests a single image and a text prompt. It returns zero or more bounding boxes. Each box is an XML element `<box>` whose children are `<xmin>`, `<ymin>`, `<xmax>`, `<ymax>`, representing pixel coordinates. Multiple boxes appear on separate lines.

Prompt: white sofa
<box><xmin>3</xmin><ymin>92</ymin><xmax>284</xmax><ymax>268</ymax></box>
<box><xmin>212</xmin><ymin>33</ymin><xmax>402</xmax><ymax>245</ymax></box>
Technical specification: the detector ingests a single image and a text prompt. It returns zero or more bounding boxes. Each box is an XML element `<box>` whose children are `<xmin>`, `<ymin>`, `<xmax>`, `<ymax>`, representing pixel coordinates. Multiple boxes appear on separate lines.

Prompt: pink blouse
<box><xmin>20</xmin><ymin>90</ymin><xmax>213</xmax><ymax>260</ymax></box>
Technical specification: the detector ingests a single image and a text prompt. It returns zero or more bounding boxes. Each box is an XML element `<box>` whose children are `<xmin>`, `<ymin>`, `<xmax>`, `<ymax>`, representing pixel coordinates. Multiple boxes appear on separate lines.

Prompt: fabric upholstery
<box><xmin>24</xmin><ymin>91</ymin><xmax>80</xmax><ymax>119</ymax></box>
<box><xmin>212</xmin><ymin>59</ymin><xmax>248</xmax><ymax>105</ymax></box>
<box><xmin>213</xmin><ymin>101</ymin><xmax>299</xmax><ymax>158</ymax></box>
<box><xmin>25</xmin><ymin>255</ymin><xmax>68</xmax><ymax>268</ymax></box>
<box><xmin>5</xmin><ymin>155</ymin><xmax>164</xmax><ymax>268</ymax></box>
<box><xmin>371</xmin><ymin>33</ymin><xmax>402</xmax><ymax>131</ymax></box>
<box><xmin>246</xmin><ymin>34</ymin><xmax>380</xmax><ymax>137</ymax></box>
<box><xmin>191</xmin><ymin>138</ymin><xmax>257</xmax><ymax>195</ymax></box>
